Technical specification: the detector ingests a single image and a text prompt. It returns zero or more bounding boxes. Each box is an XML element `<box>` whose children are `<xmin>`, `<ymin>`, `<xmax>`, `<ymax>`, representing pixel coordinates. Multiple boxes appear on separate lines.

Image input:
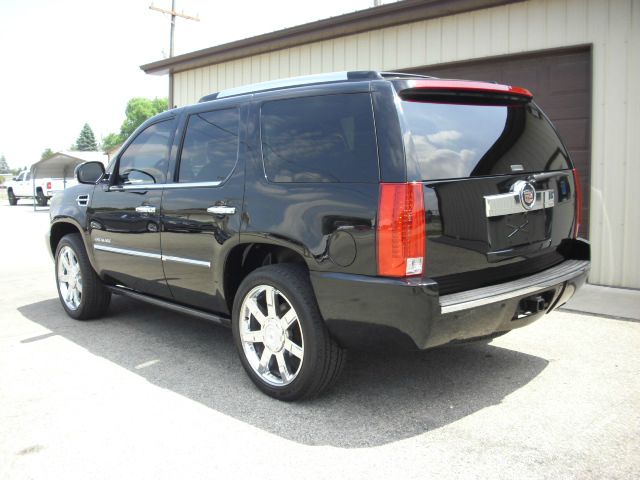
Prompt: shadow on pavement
<box><xmin>19</xmin><ymin>296</ymin><xmax>548</xmax><ymax>448</ymax></box>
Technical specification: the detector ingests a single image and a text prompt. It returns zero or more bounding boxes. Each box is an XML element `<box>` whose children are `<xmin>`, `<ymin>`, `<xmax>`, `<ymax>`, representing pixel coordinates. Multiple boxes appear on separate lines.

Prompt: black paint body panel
<box><xmin>88</xmin><ymin>186</ymin><xmax>170</xmax><ymax>298</ymax></box>
<box><xmin>422</xmin><ymin>173</ymin><xmax>577</xmax><ymax>293</ymax></box>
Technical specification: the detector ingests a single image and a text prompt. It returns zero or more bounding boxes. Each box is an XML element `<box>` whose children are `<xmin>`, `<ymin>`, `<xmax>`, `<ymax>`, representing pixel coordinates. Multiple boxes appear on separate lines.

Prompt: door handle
<box><xmin>207</xmin><ymin>206</ymin><xmax>236</xmax><ymax>215</ymax></box>
<box><xmin>135</xmin><ymin>205</ymin><xmax>156</xmax><ymax>214</ymax></box>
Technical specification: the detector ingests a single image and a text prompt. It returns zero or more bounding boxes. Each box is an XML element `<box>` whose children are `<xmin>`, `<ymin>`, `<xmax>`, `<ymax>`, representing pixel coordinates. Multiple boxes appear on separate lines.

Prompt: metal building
<box><xmin>141</xmin><ymin>0</ymin><xmax>640</xmax><ymax>289</ymax></box>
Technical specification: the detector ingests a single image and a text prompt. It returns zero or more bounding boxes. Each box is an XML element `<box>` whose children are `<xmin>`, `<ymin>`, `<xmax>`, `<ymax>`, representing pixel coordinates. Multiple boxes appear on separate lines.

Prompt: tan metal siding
<box><xmin>624</xmin><ymin>0</ymin><xmax>640</xmax><ymax>287</ymax></box>
<box><xmin>173</xmin><ymin>0</ymin><xmax>640</xmax><ymax>289</ymax></box>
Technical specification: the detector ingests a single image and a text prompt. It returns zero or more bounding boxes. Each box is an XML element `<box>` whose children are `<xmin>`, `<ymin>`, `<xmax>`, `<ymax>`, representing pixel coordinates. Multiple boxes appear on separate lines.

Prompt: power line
<box><xmin>149</xmin><ymin>1</ymin><xmax>200</xmax><ymax>58</ymax></box>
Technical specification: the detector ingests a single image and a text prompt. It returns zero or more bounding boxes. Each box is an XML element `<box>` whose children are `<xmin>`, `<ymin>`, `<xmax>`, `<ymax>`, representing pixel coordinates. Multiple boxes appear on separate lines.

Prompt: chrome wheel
<box><xmin>57</xmin><ymin>245</ymin><xmax>82</xmax><ymax>310</ymax></box>
<box><xmin>239</xmin><ymin>285</ymin><xmax>304</xmax><ymax>386</ymax></box>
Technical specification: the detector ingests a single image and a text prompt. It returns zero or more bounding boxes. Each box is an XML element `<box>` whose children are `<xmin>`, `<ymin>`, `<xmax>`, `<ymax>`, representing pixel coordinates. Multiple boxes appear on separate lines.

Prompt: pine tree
<box><xmin>41</xmin><ymin>148</ymin><xmax>55</xmax><ymax>161</ymax></box>
<box><xmin>74</xmin><ymin>123</ymin><xmax>98</xmax><ymax>151</ymax></box>
<box><xmin>0</xmin><ymin>154</ymin><xmax>9</xmax><ymax>173</ymax></box>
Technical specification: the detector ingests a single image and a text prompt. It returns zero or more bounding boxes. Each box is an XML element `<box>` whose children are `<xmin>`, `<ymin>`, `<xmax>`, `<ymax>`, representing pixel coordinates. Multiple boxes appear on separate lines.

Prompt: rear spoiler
<box><xmin>395</xmin><ymin>79</ymin><xmax>533</xmax><ymax>104</ymax></box>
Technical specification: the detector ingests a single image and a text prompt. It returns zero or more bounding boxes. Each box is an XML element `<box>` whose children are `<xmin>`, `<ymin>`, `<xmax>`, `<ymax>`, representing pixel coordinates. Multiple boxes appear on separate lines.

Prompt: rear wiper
<box><xmin>530</xmin><ymin>171</ymin><xmax>569</xmax><ymax>182</ymax></box>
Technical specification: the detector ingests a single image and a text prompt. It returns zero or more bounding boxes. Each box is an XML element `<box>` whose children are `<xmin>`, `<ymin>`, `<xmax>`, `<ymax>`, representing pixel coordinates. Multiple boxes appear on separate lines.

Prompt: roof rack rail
<box><xmin>199</xmin><ymin>70</ymin><xmax>383</xmax><ymax>103</ymax></box>
<box><xmin>380</xmin><ymin>71</ymin><xmax>436</xmax><ymax>79</ymax></box>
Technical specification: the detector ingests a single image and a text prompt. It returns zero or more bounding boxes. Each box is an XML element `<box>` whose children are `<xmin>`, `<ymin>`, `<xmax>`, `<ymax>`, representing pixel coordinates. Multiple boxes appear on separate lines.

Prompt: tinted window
<box><xmin>178</xmin><ymin>108</ymin><xmax>239</xmax><ymax>183</ymax></box>
<box><xmin>117</xmin><ymin>120</ymin><xmax>173</xmax><ymax>185</ymax></box>
<box><xmin>402</xmin><ymin>101</ymin><xmax>570</xmax><ymax>180</ymax></box>
<box><xmin>260</xmin><ymin>93</ymin><xmax>378</xmax><ymax>183</ymax></box>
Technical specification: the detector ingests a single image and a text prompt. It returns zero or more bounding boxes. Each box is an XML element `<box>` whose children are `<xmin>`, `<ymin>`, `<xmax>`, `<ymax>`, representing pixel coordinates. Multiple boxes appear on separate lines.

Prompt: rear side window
<box><xmin>260</xmin><ymin>93</ymin><xmax>378</xmax><ymax>183</ymax></box>
<box><xmin>118</xmin><ymin>120</ymin><xmax>173</xmax><ymax>185</ymax></box>
<box><xmin>178</xmin><ymin>108</ymin><xmax>240</xmax><ymax>183</ymax></box>
<box><xmin>401</xmin><ymin>101</ymin><xmax>570</xmax><ymax>181</ymax></box>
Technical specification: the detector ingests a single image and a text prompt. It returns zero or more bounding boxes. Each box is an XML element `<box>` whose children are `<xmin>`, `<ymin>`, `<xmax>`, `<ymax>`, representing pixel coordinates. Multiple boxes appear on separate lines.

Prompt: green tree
<box><xmin>40</xmin><ymin>148</ymin><xmax>55</xmax><ymax>161</ymax></box>
<box><xmin>119</xmin><ymin>97</ymin><xmax>168</xmax><ymax>139</ymax></box>
<box><xmin>101</xmin><ymin>132</ymin><xmax>123</xmax><ymax>153</ymax></box>
<box><xmin>0</xmin><ymin>154</ymin><xmax>9</xmax><ymax>173</ymax></box>
<box><xmin>101</xmin><ymin>97</ymin><xmax>168</xmax><ymax>153</ymax></box>
<box><xmin>74</xmin><ymin>123</ymin><xmax>98</xmax><ymax>151</ymax></box>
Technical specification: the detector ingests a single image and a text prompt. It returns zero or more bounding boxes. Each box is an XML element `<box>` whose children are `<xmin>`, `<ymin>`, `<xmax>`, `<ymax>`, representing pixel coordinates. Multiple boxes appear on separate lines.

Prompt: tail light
<box><xmin>47</xmin><ymin>182</ymin><xmax>52</xmax><ymax>190</ymax></box>
<box><xmin>377</xmin><ymin>183</ymin><xmax>426</xmax><ymax>277</ymax></box>
<box><xmin>572</xmin><ymin>168</ymin><xmax>582</xmax><ymax>238</ymax></box>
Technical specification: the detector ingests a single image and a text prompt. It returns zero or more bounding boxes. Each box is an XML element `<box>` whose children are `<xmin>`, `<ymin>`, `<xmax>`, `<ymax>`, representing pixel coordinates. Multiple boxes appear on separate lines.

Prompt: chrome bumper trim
<box><xmin>440</xmin><ymin>259</ymin><xmax>590</xmax><ymax>314</ymax></box>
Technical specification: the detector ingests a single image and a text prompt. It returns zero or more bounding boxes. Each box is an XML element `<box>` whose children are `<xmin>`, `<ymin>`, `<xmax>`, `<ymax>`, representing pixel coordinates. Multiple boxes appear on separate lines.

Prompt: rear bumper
<box><xmin>310</xmin><ymin>254</ymin><xmax>590</xmax><ymax>350</ymax></box>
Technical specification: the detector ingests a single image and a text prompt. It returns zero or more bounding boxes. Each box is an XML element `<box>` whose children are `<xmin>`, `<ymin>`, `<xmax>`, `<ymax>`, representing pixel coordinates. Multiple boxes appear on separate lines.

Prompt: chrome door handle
<box><xmin>135</xmin><ymin>205</ymin><xmax>156</xmax><ymax>214</ymax></box>
<box><xmin>207</xmin><ymin>206</ymin><xmax>236</xmax><ymax>215</ymax></box>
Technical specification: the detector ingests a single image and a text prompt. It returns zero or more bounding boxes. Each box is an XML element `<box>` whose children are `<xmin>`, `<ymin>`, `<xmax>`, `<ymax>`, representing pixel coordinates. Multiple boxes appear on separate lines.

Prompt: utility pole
<box><xmin>149</xmin><ymin>1</ymin><xmax>199</xmax><ymax>58</ymax></box>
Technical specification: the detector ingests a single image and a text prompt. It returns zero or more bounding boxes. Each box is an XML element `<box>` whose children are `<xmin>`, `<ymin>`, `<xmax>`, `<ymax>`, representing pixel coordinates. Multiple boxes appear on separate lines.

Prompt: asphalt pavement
<box><xmin>0</xmin><ymin>203</ymin><xmax>638</xmax><ymax>479</ymax></box>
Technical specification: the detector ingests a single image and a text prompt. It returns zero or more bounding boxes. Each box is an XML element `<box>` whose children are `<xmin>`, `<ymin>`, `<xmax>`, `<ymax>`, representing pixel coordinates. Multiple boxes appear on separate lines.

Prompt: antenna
<box><xmin>149</xmin><ymin>1</ymin><xmax>200</xmax><ymax>57</ymax></box>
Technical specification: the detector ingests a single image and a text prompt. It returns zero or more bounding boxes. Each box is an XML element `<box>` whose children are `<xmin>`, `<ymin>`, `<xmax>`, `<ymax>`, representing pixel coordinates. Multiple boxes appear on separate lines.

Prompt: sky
<box><xmin>0</xmin><ymin>0</ymin><xmax>395</xmax><ymax>170</ymax></box>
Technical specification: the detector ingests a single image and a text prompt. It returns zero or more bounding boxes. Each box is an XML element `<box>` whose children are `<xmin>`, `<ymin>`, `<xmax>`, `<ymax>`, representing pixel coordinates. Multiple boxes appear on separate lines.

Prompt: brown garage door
<box><xmin>407</xmin><ymin>47</ymin><xmax>591</xmax><ymax>238</ymax></box>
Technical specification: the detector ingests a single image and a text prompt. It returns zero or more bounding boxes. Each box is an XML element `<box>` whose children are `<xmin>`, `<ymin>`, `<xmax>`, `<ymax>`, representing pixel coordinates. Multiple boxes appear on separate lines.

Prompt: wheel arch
<box><xmin>223</xmin><ymin>242</ymin><xmax>309</xmax><ymax>313</ymax></box>
<box><xmin>50</xmin><ymin>219</ymin><xmax>98</xmax><ymax>271</ymax></box>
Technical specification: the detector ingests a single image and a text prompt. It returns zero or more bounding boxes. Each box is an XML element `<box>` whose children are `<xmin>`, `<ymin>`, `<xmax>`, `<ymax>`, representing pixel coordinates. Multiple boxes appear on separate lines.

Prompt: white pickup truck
<box><xmin>6</xmin><ymin>170</ymin><xmax>76</xmax><ymax>206</ymax></box>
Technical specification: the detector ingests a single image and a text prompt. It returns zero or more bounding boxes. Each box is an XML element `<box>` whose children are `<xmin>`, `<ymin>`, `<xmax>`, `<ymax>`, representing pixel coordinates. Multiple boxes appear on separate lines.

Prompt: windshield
<box><xmin>401</xmin><ymin>101</ymin><xmax>570</xmax><ymax>181</ymax></box>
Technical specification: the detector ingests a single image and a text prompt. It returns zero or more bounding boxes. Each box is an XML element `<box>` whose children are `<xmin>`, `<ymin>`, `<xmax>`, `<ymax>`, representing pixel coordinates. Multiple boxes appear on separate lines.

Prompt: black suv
<box><xmin>48</xmin><ymin>71</ymin><xmax>590</xmax><ymax>400</ymax></box>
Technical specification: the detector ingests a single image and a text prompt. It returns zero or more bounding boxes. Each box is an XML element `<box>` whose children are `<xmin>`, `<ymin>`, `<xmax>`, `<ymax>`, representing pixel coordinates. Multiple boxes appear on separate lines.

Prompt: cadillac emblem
<box><xmin>511</xmin><ymin>180</ymin><xmax>537</xmax><ymax>210</ymax></box>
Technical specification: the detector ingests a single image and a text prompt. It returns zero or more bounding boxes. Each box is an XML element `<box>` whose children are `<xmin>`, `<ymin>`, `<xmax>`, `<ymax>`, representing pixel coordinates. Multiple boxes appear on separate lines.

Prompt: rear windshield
<box><xmin>401</xmin><ymin>101</ymin><xmax>570</xmax><ymax>181</ymax></box>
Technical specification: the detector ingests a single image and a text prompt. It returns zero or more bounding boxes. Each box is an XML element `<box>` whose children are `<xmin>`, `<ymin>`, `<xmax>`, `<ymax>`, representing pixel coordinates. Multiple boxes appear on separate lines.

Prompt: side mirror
<box><xmin>76</xmin><ymin>161</ymin><xmax>105</xmax><ymax>184</ymax></box>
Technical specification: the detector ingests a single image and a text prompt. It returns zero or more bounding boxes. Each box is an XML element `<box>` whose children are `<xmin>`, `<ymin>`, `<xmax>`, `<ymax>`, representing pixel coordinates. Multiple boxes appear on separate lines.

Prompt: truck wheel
<box><xmin>36</xmin><ymin>190</ymin><xmax>48</xmax><ymax>206</ymax></box>
<box><xmin>232</xmin><ymin>264</ymin><xmax>345</xmax><ymax>401</ymax></box>
<box><xmin>55</xmin><ymin>233</ymin><xmax>111</xmax><ymax>320</ymax></box>
<box><xmin>7</xmin><ymin>189</ymin><xmax>17</xmax><ymax>206</ymax></box>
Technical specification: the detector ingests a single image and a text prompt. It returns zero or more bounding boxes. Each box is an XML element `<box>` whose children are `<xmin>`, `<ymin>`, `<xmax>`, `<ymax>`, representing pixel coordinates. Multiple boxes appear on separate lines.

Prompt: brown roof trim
<box><xmin>141</xmin><ymin>0</ymin><xmax>522</xmax><ymax>75</ymax></box>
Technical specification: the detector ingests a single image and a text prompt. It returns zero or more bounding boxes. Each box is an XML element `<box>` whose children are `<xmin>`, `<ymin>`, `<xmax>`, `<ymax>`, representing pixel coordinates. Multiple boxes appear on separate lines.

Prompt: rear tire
<box><xmin>55</xmin><ymin>233</ymin><xmax>111</xmax><ymax>320</ymax></box>
<box><xmin>7</xmin><ymin>189</ymin><xmax>17</xmax><ymax>206</ymax></box>
<box><xmin>232</xmin><ymin>264</ymin><xmax>345</xmax><ymax>401</ymax></box>
<box><xmin>36</xmin><ymin>190</ymin><xmax>48</xmax><ymax>206</ymax></box>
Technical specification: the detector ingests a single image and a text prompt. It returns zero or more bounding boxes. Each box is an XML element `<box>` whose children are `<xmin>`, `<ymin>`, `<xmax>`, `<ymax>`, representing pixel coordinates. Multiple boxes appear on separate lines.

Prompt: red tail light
<box><xmin>572</xmin><ymin>168</ymin><xmax>582</xmax><ymax>238</ymax></box>
<box><xmin>47</xmin><ymin>182</ymin><xmax>52</xmax><ymax>190</ymax></box>
<box><xmin>377</xmin><ymin>183</ymin><xmax>426</xmax><ymax>277</ymax></box>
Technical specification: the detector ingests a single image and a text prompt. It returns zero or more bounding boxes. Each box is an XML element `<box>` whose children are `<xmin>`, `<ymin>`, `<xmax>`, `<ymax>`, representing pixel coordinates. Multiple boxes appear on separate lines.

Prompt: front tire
<box><xmin>7</xmin><ymin>189</ymin><xmax>17</xmax><ymax>206</ymax></box>
<box><xmin>232</xmin><ymin>264</ymin><xmax>345</xmax><ymax>401</ymax></box>
<box><xmin>55</xmin><ymin>233</ymin><xmax>111</xmax><ymax>320</ymax></box>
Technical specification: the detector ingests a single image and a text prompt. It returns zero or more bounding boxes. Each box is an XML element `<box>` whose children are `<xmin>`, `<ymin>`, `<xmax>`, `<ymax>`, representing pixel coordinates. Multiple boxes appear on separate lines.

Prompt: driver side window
<box><xmin>116</xmin><ymin>120</ymin><xmax>173</xmax><ymax>185</ymax></box>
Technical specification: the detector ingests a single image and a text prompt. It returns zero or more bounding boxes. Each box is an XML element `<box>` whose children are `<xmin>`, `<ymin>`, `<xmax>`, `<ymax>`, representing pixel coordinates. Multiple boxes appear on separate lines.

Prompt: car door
<box><xmin>160</xmin><ymin>102</ymin><xmax>246</xmax><ymax>314</ymax></box>
<box><xmin>15</xmin><ymin>171</ymin><xmax>30</xmax><ymax>196</ymax></box>
<box><xmin>88</xmin><ymin>117</ymin><xmax>176</xmax><ymax>298</ymax></box>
